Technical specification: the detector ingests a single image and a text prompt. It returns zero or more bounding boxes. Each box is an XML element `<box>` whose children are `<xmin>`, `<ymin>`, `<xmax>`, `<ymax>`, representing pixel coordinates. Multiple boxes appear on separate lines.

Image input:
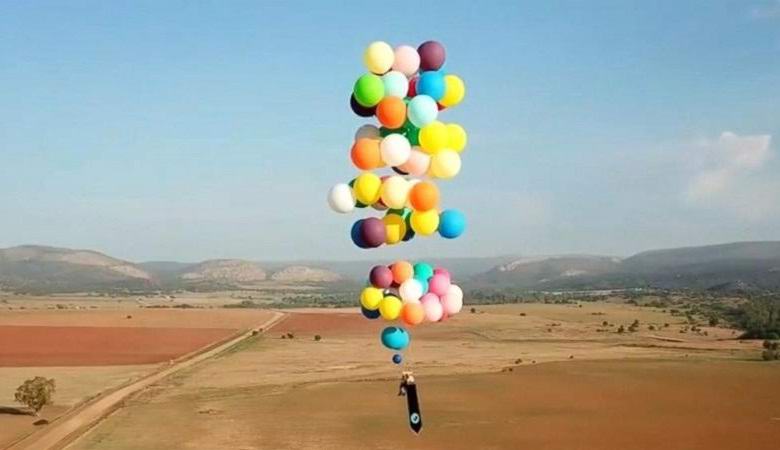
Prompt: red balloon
<box><xmin>417</xmin><ymin>41</ymin><xmax>446</xmax><ymax>71</ymax></box>
<box><xmin>370</xmin><ymin>265</ymin><xmax>394</xmax><ymax>288</ymax></box>
<box><xmin>408</xmin><ymin>76</ymin><xmax>418</xmax><ymax>98</ymax></box>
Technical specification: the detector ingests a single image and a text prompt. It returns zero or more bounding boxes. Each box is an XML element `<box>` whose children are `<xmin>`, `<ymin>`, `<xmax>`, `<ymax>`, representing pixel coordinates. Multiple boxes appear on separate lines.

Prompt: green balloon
<box><xmin>353</xmin><ymin>73</ymin><xmax>385</xmax><ymax>107</ymax></box>
<box><xmin>414</xmin><ymin>262</ymin><xmax>434</xmax><ymax>280</ymax></box>
<box><xmin>404</xmin><ymin>121</ymin><xmax>420</xmax><ymax>146</ymax></box>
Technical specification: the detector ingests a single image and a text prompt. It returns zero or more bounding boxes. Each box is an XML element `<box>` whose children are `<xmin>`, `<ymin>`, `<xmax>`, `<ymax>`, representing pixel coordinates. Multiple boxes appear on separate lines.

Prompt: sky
<box><xmin>1</xmin><ymin>0</ymin><xmax>779</xmax><ymax>262</ymax></box>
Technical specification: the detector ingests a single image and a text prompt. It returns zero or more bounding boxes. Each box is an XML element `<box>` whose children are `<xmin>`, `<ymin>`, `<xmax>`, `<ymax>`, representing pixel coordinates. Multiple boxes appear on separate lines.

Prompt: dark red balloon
<box><xmin>417</xmin><ymin>41</ymin><xmax>446</xmax><ymax>71</ymax></box>
<box><xmin>369</xmin><ymin>265</ymin><xmax>393</xmax><ymax>288</ymax></box>
<box><xmin>351</xmin><ymin>94</ymin><xmax>376</xmax><ymax>117</ymax></box>
<box><xmin>361</xmin><ymin>217</ymin><xmax>386</xmax><ymax>248</ymax></box>
<box><xmin>408</xmin><ymin>76</ymin><xmax>418</xmax><ymax>97</ymax></box>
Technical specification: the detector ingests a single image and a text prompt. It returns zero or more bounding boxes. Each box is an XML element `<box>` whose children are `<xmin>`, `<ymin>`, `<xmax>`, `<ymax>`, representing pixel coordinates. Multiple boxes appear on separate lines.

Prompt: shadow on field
<box><xmin>0</xmin><ymin>406</ymin><xmax>33</xmax><ymax>416</ymax></box>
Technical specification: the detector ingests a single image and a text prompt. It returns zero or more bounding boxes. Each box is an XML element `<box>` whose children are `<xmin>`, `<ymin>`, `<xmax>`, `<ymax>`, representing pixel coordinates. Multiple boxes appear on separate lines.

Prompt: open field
<box><xmin>67</xmin><ymin>303</ymin><xmax>779</xmax><ymax>450</ymax></box>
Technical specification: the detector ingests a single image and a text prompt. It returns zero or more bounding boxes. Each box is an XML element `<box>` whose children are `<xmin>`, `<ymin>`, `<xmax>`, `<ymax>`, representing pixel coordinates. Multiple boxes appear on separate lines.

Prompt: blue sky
<box><xmin>1</xmin><ymin>1</ymin><xmax>778</xmax><ymax>262</ymax></box>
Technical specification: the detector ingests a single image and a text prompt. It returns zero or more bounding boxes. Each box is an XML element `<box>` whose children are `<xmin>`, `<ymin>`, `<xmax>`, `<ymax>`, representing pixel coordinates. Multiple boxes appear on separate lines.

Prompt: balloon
<box><xmin>364</xmin><ymin>41</ymin><xmax>394</xmax><ymax>74</ymax></box>
<box><xmin>440</xmin><ymin>74</ymin><xmax>465</xmax><ymax>107</ymax></box>
<box><xmin>408</xmin><ymin>181</ymin><xmax>439</xmax><ymax>211</ymax></box>
<box><xmin>382</xmin><ymin>213</ymin><xmax>407</xmax><ymax>245</ymax></box>
<box><xmin>401</xmin><ymin>302</ymin><xmax>425</xmax><ymax>326</ymax></box>
<box><xmin>413</xmin><ymin>262</ymin><xmax>434</xmax><ymax>281</ymax></box>
<box><xmin>392</xmin><ymin>45</ymin><xmax>420</xmax><ymax>76</ymax></box>
<box><xmin>391</xmin><ymin>260</ymin><xmax>414</xmax><ymax>284</ymax></box>
<box><xmin>351</xmin><ymin>220</ymin><xmax>369</xmax><ymax>248</ymax></box>
<box><xmin>360</xmin><ymin>286</ymin><xmax>384</xmax><ymax>310</ymax></box>
<box><xmin>392</xmin><ymin>353</ymin><xmax>403</xmax><ymax>364</ymax></box>
<box><xmin>353</xmin><ymin>172</ymin><xmax>382</xmax><ymax>205</ymax></box>
<box><xmin>397</xmin><ymin>148</ymin><xmax>431</xmax><ymax>177</ymax></box>
<box><xmin>416</xmin><ymin>71</ymin><xmax>446</xmax><ymax>101</ymax></box>
<box><xmin>353</xmin><ymin>73</ymin><xmax>385</xmax><ymax>107</ymax></box>
<box><xmin>430</xmin><ymin>150</ymin><xmax>461</xmax><ymax>179</ymax></box>
<box><xmin>399</xmin><ymin>278</ymin><xmax>424</xmax><ymax>303</ymax></box>
<box><xmin>415</xmin><ymin>275</ymin><xmax>429</xmax><ymax>294</ymax></box>
<box><xmin>446</xmin><ymin>123</ymin><xmax>467</xmax><ymax>152</ymax></box>
<box><xmin>379</xmin><ymin>134</ymin><xmax>411</xmax><ymax>167</ymax></box>
<box><xmin>381</xmin><ymin>326</ymin><xmax>410</xmax><ymax>351</ymax></box>
<box><xmin>327</xmin><ymin>183</ymin><xmax>355</xmax><ymax>213</ymax></box>
<box><xmin>439</xmin><ymin>209</ymin><xmax>466</xmax><ymax>239</ymax></box>
<box><xmin>441</xmin><ymin>284</ymin><xmax>464</xmax><ymax>315</ymax></box>
<box><xmin>350</xmin><ymin>94</ymin><xmax>376</xmax><ymax>117</ymax></box>
<box><xmin>420</xmin><ymin>293</ymin><xmax>444</xmax><ymax>321</ymax></box>
<box><xmin>418</xmin><ymin>41</ymin><xmax>446</xmax><ymax>71</ymax></box>
<box><xmin>350</xmin><ymin>138</ymin><xmax>382</xmax><ymax>170</ymax></box>
<box><xmin>370</xmin><ymin>265</ymin><xmax>394</xmax><ymax>289</ymax></box>
<box><xmin>375</xmin><ymin>96</ymin><xmax>407</xmax><ymax>129</ymax></box>
<box><xmin>410</xmin><ymin>209</ymin><xmax>440</xmax><ymax>235</ymax></box>
<box><xmin>428</xmin><ymin>273</ymin><xmax>451</xmax><ymax>296</ymax></box>
<box><xmin>380</xmin><ymin>175</ymin><xmax>410</xmax><ymax>210</ymax></box>
<box><xmin>407</xmin><ymin>95</ymin><xmax>438</xmax><ymax>128</ymax></box>
<box><xmin>361</xmin><ymin>217</ymin><xmax>386</xmax><ymax>248</ymax></box>
<box><xmin>408</xmin><ymin>76</ymin><xmax>418</xmax><ymax>97</ymax></box>
<box><xmin>382</xmin><ymin>71</ymin><xmax>409</xmax><ymax>98</ymax></box>
<box><xmin>419</xmin><ymin>121</ymin><xmax>448</xmax><ymax>154</ymax></box>
<box><xmin>403</xmin><ymin>121</ymin><xmax>420</xmax><ymax>146</ymax></box>
<box><xmin>433</xmin><ymin>267</ymin><xmax>451</xmax><ymax>281</ymax></box>
<box><xmin>355</xmin><ymin>124</ymin><xmax>380</xmax><ymax>140</ymax></box>
<box><xmin>379</xmin><ymin>295</ymin><xmax>403</xmax><ymax>320</ymax></box>
<box><xmin>361</xmin><ymin>305</ymin><xmax>381</xmax><ymax>319</ymax></box>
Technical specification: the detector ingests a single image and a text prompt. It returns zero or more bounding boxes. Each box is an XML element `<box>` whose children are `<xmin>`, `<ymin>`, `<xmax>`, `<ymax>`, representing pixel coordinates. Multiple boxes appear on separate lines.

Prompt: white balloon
<box><xmin>441</xmin><ymin>284</ymin><xmax>463</xmax><ymax>315</ymax></box>
<box><xmin>407</xmin><ymin>95</ymin><xmax>438</xmax><ymax>128</ymax></box>
<box><xmin>380</xmin><ymin>134</ymin><xmax>411</xmax><ymax>167</ymax></box>
<box><xmin>381</xmin><ymin>70</ymin><xmax>409</xmax><ymax>98</ymax></box>
<box><xmin>447</xmin><ymin>284</ymin><xmax>463</xmax><ymax>303</ymax></box>
<box><xmin>399</xmin><ymin>278</ymin><xmax>423</xmax><ymax>303</ymax></box>
<box><xmin>327</xmin><ymin>183</ymin><xmax>355</xmax><ymax>213</ymax></box>
<box><xmin>354</xmin><ymin>124</ymin><xmax>380</xmax><ymax>140</ymax></box>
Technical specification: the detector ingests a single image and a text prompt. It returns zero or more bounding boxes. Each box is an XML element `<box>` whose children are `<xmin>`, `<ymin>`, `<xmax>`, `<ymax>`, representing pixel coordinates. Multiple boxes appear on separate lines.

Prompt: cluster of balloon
<box><xmin>360</xmin><ymin>261</ymin><xmax>464</xmax><ymax>362</ymax></box>
<box><xmin>327</xmin><ymin>41</ymin><xmax>468</xmax><ymax>369</ymax></box>
<box><xmin>327</xmin><ymin>40</ymin><xmax>468</xmax><ymax>248</ymax></box>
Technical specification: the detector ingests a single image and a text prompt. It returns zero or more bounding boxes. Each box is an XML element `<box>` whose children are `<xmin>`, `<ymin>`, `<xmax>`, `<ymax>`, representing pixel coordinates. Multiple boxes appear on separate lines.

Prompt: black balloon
<box><xmin>351</xmin><ymin>94</ymin><xmax>376</xmax><ymax>117</ymax></box>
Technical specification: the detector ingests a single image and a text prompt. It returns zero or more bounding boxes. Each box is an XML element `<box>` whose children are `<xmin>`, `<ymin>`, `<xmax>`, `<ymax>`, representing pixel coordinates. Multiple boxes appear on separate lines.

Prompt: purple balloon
<box><xmin>417</xmin><ymin>41</ymin><xmax>446</xmax><ymax>71</ymax></box>
<box><xmin>361</xmin><ymin>217</ymin><xmax>386</xmax><ymax>248</ymax></box>
<box><xmin>370</xmin><ymin>265</ymin><xmax>394</xmax><ymax>288</ymax></box>
<box><xmin>350</xmin><ymin>94</ymin><xmax>375</xmax><ymax>117</ymax></box>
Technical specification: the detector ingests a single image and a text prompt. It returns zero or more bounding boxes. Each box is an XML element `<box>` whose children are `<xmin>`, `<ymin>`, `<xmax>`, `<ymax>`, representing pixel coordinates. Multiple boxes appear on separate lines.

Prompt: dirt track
<box><xmin>7</xmin><ymin>312</ymin><xmax>285</xmax><ymax>450</ymax></box>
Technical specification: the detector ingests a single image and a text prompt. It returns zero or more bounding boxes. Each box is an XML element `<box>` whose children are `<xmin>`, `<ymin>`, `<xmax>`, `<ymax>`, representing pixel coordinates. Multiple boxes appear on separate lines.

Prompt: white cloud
<box><xmin>684</xmin><ymin>131</ymin><xmax>776</xmax><ymax>219</ymax></box>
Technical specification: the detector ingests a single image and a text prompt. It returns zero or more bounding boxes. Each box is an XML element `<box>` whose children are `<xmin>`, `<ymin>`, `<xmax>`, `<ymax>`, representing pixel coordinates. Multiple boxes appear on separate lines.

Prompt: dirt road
<box><xmin>7</xmin><ymin>312</ymin><xmax>285</xmax><ymax>450</ymax></box>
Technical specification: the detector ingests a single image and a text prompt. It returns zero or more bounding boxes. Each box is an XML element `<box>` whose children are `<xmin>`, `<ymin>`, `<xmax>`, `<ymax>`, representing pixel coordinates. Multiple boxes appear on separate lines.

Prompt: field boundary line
<box><xmin>5</xmin><ymin>311</ymin><xmax>286</xmax><ymax>450</ymax></box>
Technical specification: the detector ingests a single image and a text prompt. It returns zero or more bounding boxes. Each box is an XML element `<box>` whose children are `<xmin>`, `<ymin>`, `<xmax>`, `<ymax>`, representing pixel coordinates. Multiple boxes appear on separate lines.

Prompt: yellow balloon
<box><xmin>440</xmin><ymin>75</ymin><xmax>465</xmax><ymax>107</ymax></box>
<box><xmin>353</xmin><ymin>172</ymin><xmax>382</xmax><ymax>205</ymax></box>
<box><xmin>410</xmin><ymin>209</ymin><xmax>440</xmax><ymax>236</ymax></box>
<box><xmin>360</xmin><ymin>287</ymin><xmax>383</xmax><ymax>310</ymax></box>
<box><xmin>419</xmin><ymin>121</ymin><xmax>448</xmax><ymax>154</ymax></box>
<box><xmin>364</xmin><ymin>41</ymin><xmax>394</xmax><ymax>75</ymax></box>
<box><xmin>446</xmin><ymin>123</ymin><xmax>467</xmax><ymax>152</ymax></box>
<box><xmin>380</xmin><ymin>175</ymin><xmax>410</xmax><ymax>209</ymax></box>
<box><xmin>430</xmin><ymin>150</ymin><xmax>462</xmax><ymax>179</ymax></box>
<box><xmin>382</xmin><ymin>213</ymin><xmax>407</xmax><ymax>245</ymax></box>
<box><xmin>379</xmin><ymin>295</ymin><xmax>403</xmax><ymax>320</ymax></box>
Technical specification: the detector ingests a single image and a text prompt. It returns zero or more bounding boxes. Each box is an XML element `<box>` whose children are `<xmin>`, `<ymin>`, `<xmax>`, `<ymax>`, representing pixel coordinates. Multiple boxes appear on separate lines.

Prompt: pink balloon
<box><xmin>428</xmin><ymin>274</ymin><xmax>451</xmax><ymax>296</ymax></box>
<box><xmin>433</xmin><ymin>268</ymin><xmax>451</xmax><ymax>282</ymax></box>
<box><xmin>421</xmin><ymin>293</ymin><xmax>443</xmax><ymax>322</ymax></box>
<box><xmin>392</xmin><ymin>45</ymin><xmax>420</xmax><ymax>77</ymax></box>
<box><xmin>397</xmin><ymin>149</ymin><xmax>430</xmax><ymax>177</ymax></box>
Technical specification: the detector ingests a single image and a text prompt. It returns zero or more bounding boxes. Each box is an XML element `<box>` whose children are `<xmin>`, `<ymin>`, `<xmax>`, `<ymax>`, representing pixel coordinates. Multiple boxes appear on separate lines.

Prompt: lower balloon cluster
<box><xmin>359</xmin><ymin>261</ymin><xmax>464</xmax><ymax>361</ymax></box>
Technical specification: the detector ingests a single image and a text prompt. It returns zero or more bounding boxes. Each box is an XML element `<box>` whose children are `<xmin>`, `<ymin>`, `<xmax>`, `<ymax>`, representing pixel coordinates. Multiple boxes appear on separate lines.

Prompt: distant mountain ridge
<box><xmin>1</xmin><ymin>241</ymin><xmax>779</xmax><ymax>294</ymax></box>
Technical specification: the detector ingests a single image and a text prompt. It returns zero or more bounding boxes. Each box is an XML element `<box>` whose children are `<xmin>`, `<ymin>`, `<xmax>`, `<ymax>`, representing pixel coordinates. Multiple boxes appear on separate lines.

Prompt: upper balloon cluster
<box><xmin>350</xmin><ymin>41</ymin><xmax>467</xmax><ymax>176</ymax></box>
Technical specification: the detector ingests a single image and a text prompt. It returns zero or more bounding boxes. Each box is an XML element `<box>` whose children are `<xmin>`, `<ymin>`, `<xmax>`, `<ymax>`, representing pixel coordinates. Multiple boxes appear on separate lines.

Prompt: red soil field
<box><xmin>0</xmin><ymin>325</ymin><xmax>236</xmax><ymax>367</ymax></box>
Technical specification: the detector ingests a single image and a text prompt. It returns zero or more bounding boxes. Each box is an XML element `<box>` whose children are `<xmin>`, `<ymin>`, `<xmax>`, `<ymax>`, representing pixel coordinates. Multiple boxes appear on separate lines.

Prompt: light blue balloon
<box><xmin>407</xmin><ymin>95</ymin><xmax>438</xmax><ymax>127</ymax></box>
<box><xmin>439</xmin><ymin>209</ymin><xmax>466</xmax><ymax>239</ymax></box>
<box><xmin>416</xmin><ymin>71</ymin><xmax>446</xmax><ymax>101</ymax></box>
<box><xmin>381</xmin><ymin>326</ymin><xmax>410</xmax><ymax>351</ymax></box>
<box><xmin>382</xmin><ymin>71</ymin><xmax>409</xmax><ymax>98</ymax></box>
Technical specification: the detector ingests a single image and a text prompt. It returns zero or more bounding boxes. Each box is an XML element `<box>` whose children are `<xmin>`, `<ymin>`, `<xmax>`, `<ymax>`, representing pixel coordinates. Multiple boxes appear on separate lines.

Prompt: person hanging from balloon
<box><xmin>330</xmin><ymin>39</ymin><xmax>467</xmax><ymax>435</ymax></box>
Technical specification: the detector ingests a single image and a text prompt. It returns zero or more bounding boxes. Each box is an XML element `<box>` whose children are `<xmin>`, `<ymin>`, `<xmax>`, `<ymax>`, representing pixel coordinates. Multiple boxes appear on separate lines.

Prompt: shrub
<box><xmin>286</xmin><ymin>332</ymin><xmax>295</xmax><ymax>339</ymax></box>
<box><xmin>15</xmin><ymin>377</ymin><xmax>56</xmax><ymax>416</ymax></box>
<box><xmin>314</xmin><ymin>335</ymin><xmax>322</xmax><ymax>341</ymax></box>
<box><xmin>617</xmin><ymin>325</ymin><xmax>625</xmax><ymax>334</ymax></box>
<box><xmin>470</xmin><ymin>307</ymin><xmax>476</xmax><ymax>314</ymax></box>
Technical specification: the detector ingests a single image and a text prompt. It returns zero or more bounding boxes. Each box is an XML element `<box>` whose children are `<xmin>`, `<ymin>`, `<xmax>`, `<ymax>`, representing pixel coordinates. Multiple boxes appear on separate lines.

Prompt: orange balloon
<box><xmin>391</xmin><ymin>260</ymin><xmax>414</xmax><ymax>284</ymax></box>
<box><xmin>401</xmin><ymin>302</ymin><xmax>425</xmax><ymax>326</ymax></box>
<box><xmin>350</xmin><ymin>138</ymin><xmax>382</xmax><ymax>170</ymax></box>
<box><xmin>375</xmin><ymin>96</ymin><xmax>407</xmax><ymax>129</ymax></box>
<box><xmin>408</xmin><ymin>181</ymin><xmax>439</xmax><ymax>211</ymax></box>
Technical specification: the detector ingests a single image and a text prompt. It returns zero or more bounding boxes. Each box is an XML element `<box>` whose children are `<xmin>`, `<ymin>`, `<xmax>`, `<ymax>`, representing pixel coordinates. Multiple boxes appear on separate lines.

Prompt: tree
<box><xmin>15</xmin><ymin>377</ymin><xmax>56</xmax><ymax>416</ymax></box>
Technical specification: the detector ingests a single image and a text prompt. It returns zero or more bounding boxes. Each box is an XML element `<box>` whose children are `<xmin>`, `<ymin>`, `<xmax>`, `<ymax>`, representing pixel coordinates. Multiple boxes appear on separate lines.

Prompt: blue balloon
<box><xmin>416</xmin><ymin>71</ymin><xmax>446</xmax><ymax>101</ymax></box>
<box><xmin>351</xmin><ymin>219</ymin><xmax>369</xmax><ymax>248</ymax></box>
<box><xmin>361</xmin><ymin>305</ymin><xmax>381</xmax><ymax>320</ymax></box>
<box><xmin>392</xmin><ymin>354</ymin><xmax>403</xmax><ymax>364</ymax></box>
<box><xmin>439</xmin><ymin>209</ymin><xmax>466</xmax><ymax>239</ymax></box>
<box><xmin>414</xmin><ymin>275</ymin><xmax>429</xmax><ymax>294</ymax></box>
<box><xmin>381</xmin><ymin>326</ymin><xmax>410</xmax><ymax>351</ymax></box>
